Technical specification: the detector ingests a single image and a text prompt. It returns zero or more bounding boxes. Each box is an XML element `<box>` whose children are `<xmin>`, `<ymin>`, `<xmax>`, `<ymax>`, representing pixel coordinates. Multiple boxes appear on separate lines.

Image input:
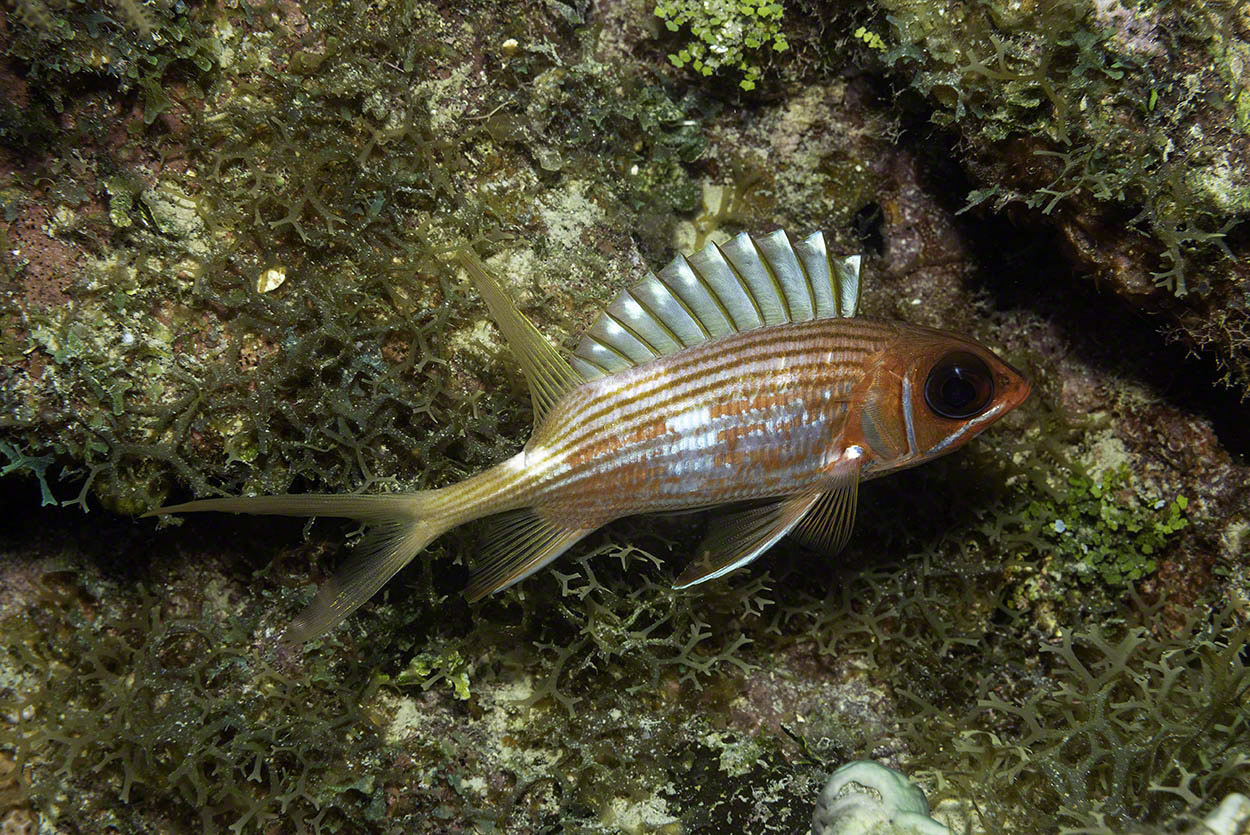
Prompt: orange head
<box><xmin>854</xmin><ymin>322</ymin><xmax>1031</xmax><ymax>479</ymax></box>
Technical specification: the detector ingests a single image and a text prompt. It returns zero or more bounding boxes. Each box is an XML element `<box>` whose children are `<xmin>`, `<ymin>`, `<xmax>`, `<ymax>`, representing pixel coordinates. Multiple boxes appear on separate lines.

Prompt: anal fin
<box><xmin>465</xmin><ymin>508</ymin><xmax>595</xmax><ymax>602</ymax></box>
<box><xmin>286</xmin><ymin>518</ymin><xmax>433</xmax><ymax>645</ymax></box>
<box><xmin>674</xmin><ymin>493</ymin><xmax>823</xmax><ymax>588</ymax></box>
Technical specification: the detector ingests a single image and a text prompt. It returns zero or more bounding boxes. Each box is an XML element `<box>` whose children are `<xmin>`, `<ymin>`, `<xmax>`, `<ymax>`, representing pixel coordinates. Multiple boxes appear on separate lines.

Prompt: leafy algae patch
<box><xmin>1023</xmin><ymin>467</ymin><xmax>1188</xmax><ymax>588</ymax></box>
<box><xmin>856</xmin><ymin>0</ymin><xmax>1250</xmax><ymax>396</ymax></box>
<box><xmin>1</xmin><ymin>0</ymin><xmax>707</xmax><ymax>514</ymax></box>
<box><xmin>873</xmin><ymin>0</ymin><xmax>1241</xmax><ymax>295</ymax></box>
<box><xmin>655</xmin><ymin>0</ymin><xmax>790</xmax><ymax>91</ymax></box>
<box><xmin>976</xmin><ymin>598</ymin><xmax>1250</xmax><ymax>830</ymax></box>
<box><xmin>781</xmin><ymin>549</ymin><xmax>1249</xmax><ymax>832</ymax></box>
<box><xmin>2</xmin><ymin>1</ymin><xmax>1245</xmax><ymax>832</ymax></box>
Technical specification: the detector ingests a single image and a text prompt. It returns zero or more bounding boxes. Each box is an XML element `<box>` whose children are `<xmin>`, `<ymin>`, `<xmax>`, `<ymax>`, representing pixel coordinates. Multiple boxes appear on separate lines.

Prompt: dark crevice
<box><xmin>849</xmin><ymin>201</ymin><xmax>885</xmax><ymax>256</ymax></box>
<box><xmin>919</xmin><ymin>150</ymin><xmax>1250</xmax><ymax>463</ymax></box>
<box><xmin>0</xmin><ymin>470</ymin><xmax>303</xmax><ymax>580</ymax></box>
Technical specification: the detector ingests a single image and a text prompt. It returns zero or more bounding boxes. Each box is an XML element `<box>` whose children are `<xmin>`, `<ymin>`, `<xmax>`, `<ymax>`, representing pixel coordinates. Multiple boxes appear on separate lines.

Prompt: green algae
<box><xmin>1024</xmin><ymin>468</ymin><xmax>1188</xmax><ymax>588</ymax></box>
<box><xmin>655</xmin><ymin>0</ymin><xmax>790</xmax><ymax>91</ymax></box>
<box><xmin>857</xmin><ymin>0</ymin><xmax>1250</xmax><ymax>398</ymax></box>
<box><xmin>0</xmin><ymin>441</ymin><xmax>56</xmax><ymax>507</ymax></box>
<box><xmin>780</xmin><ymin>532</ymin><xmax>1248</xmax><ymax>833</ymax></box>
<box><xmin>2</xmin><ymin>579</ymin><xmax>391</xmax><ymax>831</ymax></box>
<box><xmin>1</xmin><ymin>0</ymin><xmax>704</xmax><ymax>514</ymax></box>
<box><xmin>6</xmin><ymin>0</ymin><xmax>218</xmax><ymax>117</ymax></box>
<box><xmin>1</xmin><ymin>376</ymin><xmax>1242</xmax><ymax>834</ymax></box>
<box><xmin>873</xmin><ymin>0</ymin><xmax>1240</xmax><ymax>292</ymax></box>
<box><xmin>395</xmin><ymin>646</ymin><xmax>472</xmax><ymax>701</ymax></box>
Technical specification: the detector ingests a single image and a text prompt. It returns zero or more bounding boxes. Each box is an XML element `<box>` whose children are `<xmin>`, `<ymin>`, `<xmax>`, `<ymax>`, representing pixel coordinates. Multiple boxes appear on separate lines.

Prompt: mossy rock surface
<box><xmin>1</xmin><ymin>1</ymin><xmax>1248</xmax><ymax>833</ymax></box>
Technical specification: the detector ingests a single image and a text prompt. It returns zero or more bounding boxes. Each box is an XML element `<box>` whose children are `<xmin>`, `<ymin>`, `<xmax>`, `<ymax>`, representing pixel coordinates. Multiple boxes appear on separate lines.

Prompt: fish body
<box><xmin>148</xmin><ymin>230</ymin><xmax>1030</xmax><ymax>643</ymax></box>
<box><xmin>524</xmin><ymin>317</ymin><xmax>1010</xmax><ymax>518</ymax></box>
<box><xmin>528</xmin><ymin>318</ymin><xmax>878</xmax><ymax>520</ymax></box>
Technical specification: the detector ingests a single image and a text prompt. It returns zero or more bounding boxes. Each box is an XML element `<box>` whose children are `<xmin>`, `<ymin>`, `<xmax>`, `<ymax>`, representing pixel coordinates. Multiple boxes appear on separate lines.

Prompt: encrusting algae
<box><xmin>146</xmin><ymin>230</ymin><xmax>1029</xmax><ymax>643</ymax></box>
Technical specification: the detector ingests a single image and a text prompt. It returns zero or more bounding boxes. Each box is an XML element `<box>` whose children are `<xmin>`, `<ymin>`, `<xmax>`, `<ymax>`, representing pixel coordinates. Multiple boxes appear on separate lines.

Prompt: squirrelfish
<box><xmin>148</xmin><ymin>230</ymin><xmax>1030</xmax><ymax>643</ymax></box>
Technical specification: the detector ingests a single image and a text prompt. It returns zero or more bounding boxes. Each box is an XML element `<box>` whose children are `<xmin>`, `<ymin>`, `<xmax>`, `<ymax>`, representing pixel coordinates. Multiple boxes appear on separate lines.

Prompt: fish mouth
<box><xmin>1004</xmin><ymin>375</ymin><xmax>1032</xmax><ymax>410</ymax></box>
<box><xmin>1009</xmin><ymin>374</ymin><xmax>1033</xmax><ymax>410</ymax></box>
<box><xmin>993</xmin><ymin>358</ymin><xmax>1032</xmax><ymax>413</ymax></box>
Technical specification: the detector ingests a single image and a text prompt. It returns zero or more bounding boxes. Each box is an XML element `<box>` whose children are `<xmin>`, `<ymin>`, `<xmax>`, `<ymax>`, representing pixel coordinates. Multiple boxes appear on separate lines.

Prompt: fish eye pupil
<box><xmin>941</xmin><ymin>375</ymin><xmax>976</xmax><ymax>408</ymax></box>
<box><xmin>924</xmin><ymin>351</ymin><xmax>994</xmax><ymax>419</ymax></box>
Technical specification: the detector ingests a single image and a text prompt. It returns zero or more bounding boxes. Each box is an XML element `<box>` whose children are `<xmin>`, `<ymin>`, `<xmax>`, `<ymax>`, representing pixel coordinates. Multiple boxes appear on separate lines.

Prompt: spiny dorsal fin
<box><xmin>571</xmin><ymin>230</ymin><xmax>862</xmax><ymax>380</ymax></box>
<box><xmin>458</xmin><ymin>250</ymin><xmax>585</xmax><ymax>424</ymax></box>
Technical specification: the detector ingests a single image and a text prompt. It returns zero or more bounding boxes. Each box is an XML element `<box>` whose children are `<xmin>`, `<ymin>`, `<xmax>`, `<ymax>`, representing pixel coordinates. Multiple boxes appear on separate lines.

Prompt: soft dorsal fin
<box><xmin>571</xmin><ymin>230</ymin><xmax>862</xmax><ymax>380</ymax></box>
<box><xmin>458</xmin><ymin>250</ymin><xmax>585</xmax><ymax>424</ymax></box>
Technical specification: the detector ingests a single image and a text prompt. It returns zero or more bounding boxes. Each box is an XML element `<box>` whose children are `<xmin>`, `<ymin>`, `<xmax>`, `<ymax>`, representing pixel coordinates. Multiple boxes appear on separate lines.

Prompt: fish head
<box><xmin>856</xmin><ymin>322</ymin><xmax>1031</xmax><ymax>475</ymax></box>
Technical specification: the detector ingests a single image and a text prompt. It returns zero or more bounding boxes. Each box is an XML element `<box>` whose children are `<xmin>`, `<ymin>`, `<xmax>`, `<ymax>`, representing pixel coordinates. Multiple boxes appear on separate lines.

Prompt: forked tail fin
<box><xmin>143</xmin><ymin>492</ymin><xmax>452</xmax><ymax>644</ymax></box>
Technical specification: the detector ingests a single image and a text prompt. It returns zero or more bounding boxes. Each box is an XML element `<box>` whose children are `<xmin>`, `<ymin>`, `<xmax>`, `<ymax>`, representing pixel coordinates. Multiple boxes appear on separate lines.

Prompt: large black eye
<box><xmin>923</xmin><ymin>351</ymin><xmax>994</xmax><ymax>419</ymax></box>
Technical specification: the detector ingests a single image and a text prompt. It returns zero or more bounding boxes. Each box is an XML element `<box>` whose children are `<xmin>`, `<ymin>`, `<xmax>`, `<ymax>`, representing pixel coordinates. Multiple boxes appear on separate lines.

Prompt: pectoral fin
<box><xmin>674</xmin><ymin>453</ymin><xmax>864</xmax><ymax>588</ymax></box>
<box><xmin>465</xmin><ymin>508</ymin><xmax>596</xmax><ymax>602</ymax></box>
<box><xmin>789</xmin><ymin>458</ymin><xmax>862</xmax><ymax>557</ymax></box>
<box><xmin>674</xmin><ymin>492</ymin><xmax>823</xmax><ymax>588</ymax></box>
